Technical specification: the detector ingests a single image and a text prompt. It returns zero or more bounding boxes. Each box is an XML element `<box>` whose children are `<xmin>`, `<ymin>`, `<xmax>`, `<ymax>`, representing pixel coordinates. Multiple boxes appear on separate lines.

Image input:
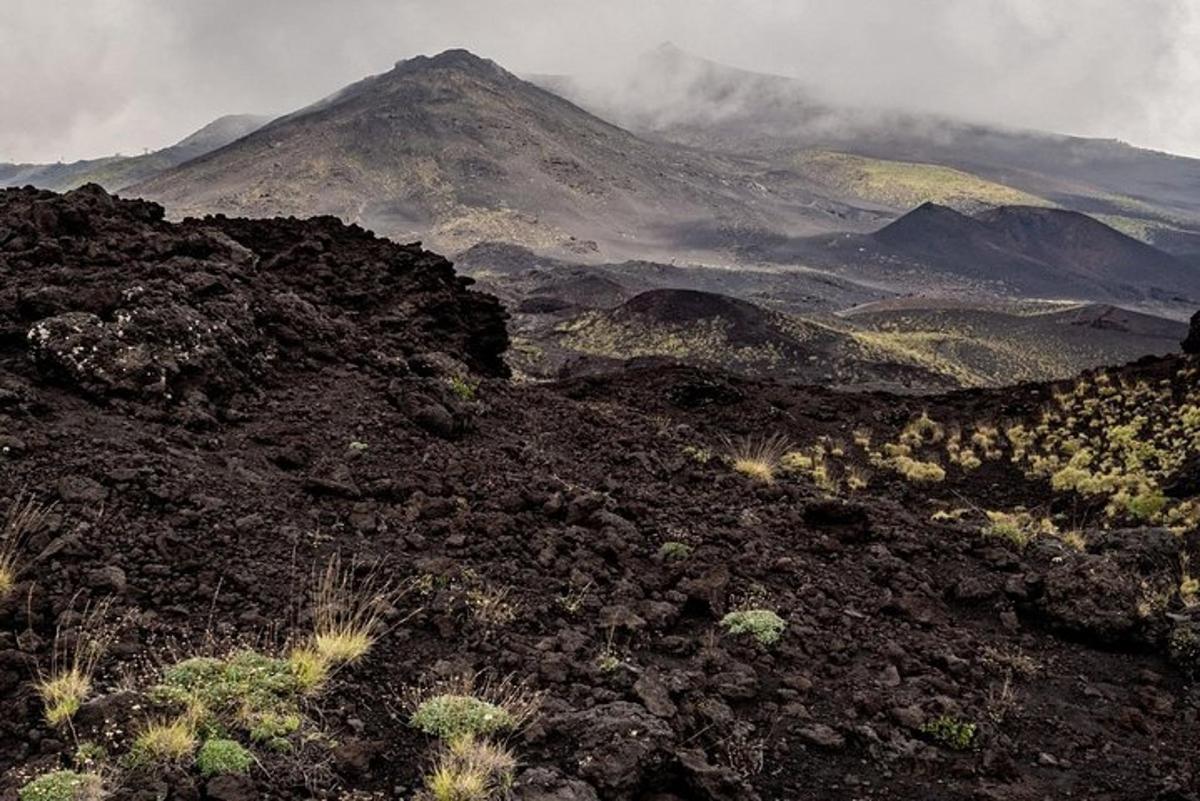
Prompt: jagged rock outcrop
<box><xmin>0</xmin><ymin>184</ymin><xmax>508</xmax><ymax>406</ymax></box>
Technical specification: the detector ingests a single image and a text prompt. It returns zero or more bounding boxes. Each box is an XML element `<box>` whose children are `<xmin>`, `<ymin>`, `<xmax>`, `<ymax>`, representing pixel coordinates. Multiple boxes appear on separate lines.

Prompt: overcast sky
<box><xmin>2</xmin><ymin>0</ymin><xmax>1198</xmax><ymax>163</ymax></box>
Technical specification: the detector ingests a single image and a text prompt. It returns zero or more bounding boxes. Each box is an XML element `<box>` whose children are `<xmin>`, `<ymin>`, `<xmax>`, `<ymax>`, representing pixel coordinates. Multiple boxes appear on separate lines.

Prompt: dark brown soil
<box><xmin>1</xmin><ymin>187</ymin><xmax>1198</xmax><ymax>801</ymax></box>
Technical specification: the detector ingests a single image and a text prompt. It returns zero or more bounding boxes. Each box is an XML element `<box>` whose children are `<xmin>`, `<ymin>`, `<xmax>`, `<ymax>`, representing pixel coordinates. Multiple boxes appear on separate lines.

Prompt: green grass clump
<box><xmin>411</xmin><ymin>694</ymin><xmax>516</xmax><ymax>740</ymax></box>
<box><xmin>447</xmin><ymin>376</ymin><xmax>479</xmax><ymax>401</ymax></box>
<box><xmin>197</xmin><ymin>738</ymin><xmax>254</xmax><ymax>777</ymax></box>
<box><xmin>18</xmin><ymin>771</ymin><xmax>103</xmax><ymax>801</ymax></box>
<box><xmin>720</xmin><ymin>609</ymin><xmax>786</xmax><ymax>646</ymax></box>
<box><xmin>154</xmin><ymin>651</ymin><xmax>303</xmax><ymax>730</ymax></box>
<box><xmin>658</xmin><ymin>541</ymin><xmax>692</xmax><ymax>561</ymax></box>
<box><xmin>920</xmin><ymin>716</ymin><xmax>977</xmax><ymax>751</ymax></box>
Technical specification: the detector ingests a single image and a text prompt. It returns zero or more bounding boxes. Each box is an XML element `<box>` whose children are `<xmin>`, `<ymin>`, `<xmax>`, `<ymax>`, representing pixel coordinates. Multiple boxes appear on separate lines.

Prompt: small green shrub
<box><xmin>18</xmin><ymin>771</ymin><xmax>102</xmax><ymax>801</ymax></box>
<box><xmin>1126</xmin><ymin>488</ymin><xmax>1167</xmax><ymax>521</ymax></box>
<box><xmin>447</xmin><ymin>376</ymin><xmax>478</xmax><ymax>401</ymax></box>
<box><xmin>411</xmin><ymin>694</ymin><xmax>516</xmax><ymax>740</ymax></box>
<box><xmin>920</xmin><ymin>715</ymin><xmax>977</xmax><ymax>751</ymax></box>
<box><xmin>720</xmin><ymin>609</ymin><xmax>786</xmax><ymax>646</ymax></box>
<box><xmin>1169</xmin><ymin>622</ymin><xmax>1200</xmax><ymax>676</ymax></box>
<box><xmin>197</xmin><ymin>738</ymin><xmax>254</xmax><ymax>777</ymax></box>
<box><xmin>72</xmin><ymin>742</ymin><xmax>107</xmax><ymax>770</ymax></box>
<box><xmin>658</xmin><ymin>541</ymin><xmax>692</xmax><ymax>561</ymax></box>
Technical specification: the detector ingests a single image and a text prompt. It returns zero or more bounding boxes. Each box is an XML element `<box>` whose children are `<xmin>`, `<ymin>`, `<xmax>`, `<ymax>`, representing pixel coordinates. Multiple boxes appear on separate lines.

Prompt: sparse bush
<box><xmin>287</xmin><ymin>647</ymin><xmax>330</xmax><ymax>693</ymax></box>
<box><xmin>920</xmin><ymin>715</ymin><xmax>976</xmax><ymax>751</ymax></box>
<box><xmin>596</xmin><ymin>652</ymin><xmax>621</xmax><ymax>673</ymax></box>
<box><xmin>845</xmin><ymin>467</ymin><xmax>870</xmax><ymax>491</ymax></box>
<box><xmin>130</xmin><ymin>717</ymin><xmax>197</xmax><ymax>765</ymax></box>
<box><xmin>17</xmin><ymin>770</ymin><xmax>103</xmax><ymax>801</ymax></box>
<box><xmin>658</xmin><ymin>541</ymin><xmax>692</xmax><ymax>561</ymax></box>
<box><xmin>720</xmin><ymin>609</ymin><xmax>786</xmax><ymax>646</ymax></box>
<box><xmin>982</xmin><ymin>510</ymin><xmax>1055</xmax><ymax>549</ymax></box>
<box><xmin>197</xmin><ymin>738</ymin><xmax>254</xmax><ymax>777</ymax></box>
<box><xmin>727</xmin><ymin>434</ymin><xmax>790</xmax><ymax>484</ymax></box>
<box><xmin>681</xmin><ymin>445</ymin><xmax>713</xmax><ymax>464</ymax></box>
<box><xmin>465</xmin><ymin>585</ymin><xmax>519</xmax><ymax>628</ymax></box>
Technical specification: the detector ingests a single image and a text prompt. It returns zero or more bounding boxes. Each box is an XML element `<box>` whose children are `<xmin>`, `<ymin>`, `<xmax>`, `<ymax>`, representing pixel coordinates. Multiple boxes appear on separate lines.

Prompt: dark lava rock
<box><xmin>1</xmin><ymin>184</ymin><xmax>509</xmax><ymax>405</ymax></box>
<box><xmin>555</xmin><ymin>701</ymin><xmax>675</xmax><ymax>793</ymax></box>
<box><xmin>1183</xmin><ymin>309</ymin><xmax>1200</xmax><ymax>354</ymax></box>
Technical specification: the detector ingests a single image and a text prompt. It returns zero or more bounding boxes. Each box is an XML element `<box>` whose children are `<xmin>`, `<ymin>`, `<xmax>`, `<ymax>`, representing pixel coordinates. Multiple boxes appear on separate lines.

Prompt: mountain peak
<box><xmin>393</xmin><ymin>48</ymin><xmax>507</xmax><ymax>78</ymax></box>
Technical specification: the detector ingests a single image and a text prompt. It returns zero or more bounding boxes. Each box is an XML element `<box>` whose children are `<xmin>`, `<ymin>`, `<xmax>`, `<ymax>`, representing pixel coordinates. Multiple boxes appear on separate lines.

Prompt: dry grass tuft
<box><xmin>0</xmin><ymin>494</ymin><xmax>53</xmax><ymax>599</ymax></box>
<box><xmin>131</xmin><ymin>717</ymin><xmax>197</xmax><ymax>764</ymax></box>
<box><xmin>727</xmin><ymin>434</ymin><xmax>791</xmax><ymax>484</ymax></box>
<box><xmin>425</xmin><ymin>734</ymin><xmax>516</xmax><ymax>801</ymax></box>
<box><xmin>308</xmin><ymin>554</ymin><xmax>407</xmax><ymax>667</ymax></box>
<box><xmin>36</xmin><ymin>599</ymin><xmax>118</xmax><ymax>727</ymax></box>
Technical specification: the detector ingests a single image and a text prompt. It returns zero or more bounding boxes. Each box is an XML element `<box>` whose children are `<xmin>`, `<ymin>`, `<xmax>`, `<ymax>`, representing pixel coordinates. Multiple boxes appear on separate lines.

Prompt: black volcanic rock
<box><xmin>0</xmin><ymin>185</ymin><xmax>508</xmax><ymax>404</ymax></box>
<box><xmin>1184</xmin><ymin>310</ymin><xmax>1200</xmax><ymax>354</ymax></box>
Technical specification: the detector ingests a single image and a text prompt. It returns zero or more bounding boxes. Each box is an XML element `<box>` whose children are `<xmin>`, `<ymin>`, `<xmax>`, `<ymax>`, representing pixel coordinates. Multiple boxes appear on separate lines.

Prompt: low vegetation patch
<box><xmin>17</xmin><ymin>770</ymin><xmax>103</xmax><ymax>801</ymax></box>
<box><xmin>720</xmin><ymin>609</ymin><xmax>786</xmax><ymax>646</ymax></box>
<box><xmin>920</xmin><ymin>715</ymin><xmax>977</xmax><ymax>751</ymax></box>
<box><xmin>658</xmin><ymin>541</ymin><xmax>692</xmax><ymax>561</ymax></box>
<box><xmin>409</xmin><ymin>676</ymin><xmax>540</xmax><ymax>741</ymax></box>
<box><xmin>197</xmin><ymin>738</ymin><xmax>254</xmax><ymax>777</ymax></box>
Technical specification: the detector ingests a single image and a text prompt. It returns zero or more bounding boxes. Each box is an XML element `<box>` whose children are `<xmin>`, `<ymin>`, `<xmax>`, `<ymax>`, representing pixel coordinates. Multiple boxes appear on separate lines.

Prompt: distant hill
<box><xmin>556</xmin><ymin>288</ymin><xmax>953</xmax><ymax>388</ymax></box>
<box><xmin>0</xmin><ymin>114</ymin><xmax>271</xmax><ymax>191</ymax></box>
<box><xmin>131</xmin><ymin>50</ymin><xmax>869</xmax><ymax>258</ymax></box>
<box><xmin>859</xmin><ymin>203</ymin><xmax>1200</xmax><ymax>302</ymax></box>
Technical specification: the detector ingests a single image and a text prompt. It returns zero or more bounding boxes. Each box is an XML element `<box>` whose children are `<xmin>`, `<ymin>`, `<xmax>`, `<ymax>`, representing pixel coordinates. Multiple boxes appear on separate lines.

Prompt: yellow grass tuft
<box><xmin>426</xmin><ymin>734</ymin><xmax>517</xmax><ymax>801</ymax></box>
<box><xmin>133</xmin><ymin>717</ymin><xmax>197</xmax><ymax>763</ymax></box>
<box><xmin>727</xmin><ymin>434</ymin><xmax>791</xmax><ymax>484</ymax></box>
<box><xmin>0</xmin><ymin>494</ymin><xmax>53</xmax><ymax>599</ymax></box>
<box><xmin>306</xmin><ymin>554</ymin><xmax>408</xmax><ymax>669</ymax></box>
<box><xmin>288</xmin><ymin>647</ymin><xmax>330</xmax><ymax>693</ymax></box>
<box><xmin>36</xmin><ymin>599</ymin><xmax>116</xmax><ymax>727</ymax></box>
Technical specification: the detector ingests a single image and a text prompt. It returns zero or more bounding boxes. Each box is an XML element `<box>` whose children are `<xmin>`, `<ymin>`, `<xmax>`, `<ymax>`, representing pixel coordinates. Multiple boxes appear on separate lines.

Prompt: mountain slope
<box><xmin>0</xmin><ymin>114</ymin><xmax>271</xmax><ymax>192</ymax></box>
<box><xmin>537</xmin><ymin>45</ymin><xmax>1200</xmax><ymax>250</ymax></box>
<box><xmin>131</xmin><ymin>50</ymin><xmax>868</xmax><ymax>257</ymax></box>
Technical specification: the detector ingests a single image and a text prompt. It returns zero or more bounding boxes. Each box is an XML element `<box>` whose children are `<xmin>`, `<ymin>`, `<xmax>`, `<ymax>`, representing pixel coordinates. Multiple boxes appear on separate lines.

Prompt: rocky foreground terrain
<box><xmin>2</xmin><ymin>186</ymin><xmax>1200</xmax><ymax>800</ymax></box>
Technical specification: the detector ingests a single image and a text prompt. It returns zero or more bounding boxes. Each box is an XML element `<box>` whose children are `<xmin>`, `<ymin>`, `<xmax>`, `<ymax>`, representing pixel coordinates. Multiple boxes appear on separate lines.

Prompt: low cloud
<box><xmin>2</xmin><ymin>0</ymin><xmax>1198</xmax><ymax>162</ymax></box>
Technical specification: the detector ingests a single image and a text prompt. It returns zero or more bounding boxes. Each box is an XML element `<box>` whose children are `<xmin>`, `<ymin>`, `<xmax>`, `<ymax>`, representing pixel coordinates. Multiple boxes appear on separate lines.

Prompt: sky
<box><xmin>2</xmin><ymin>0</ymin><xmax>1199</xmax><ymax>163</ymax></box>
